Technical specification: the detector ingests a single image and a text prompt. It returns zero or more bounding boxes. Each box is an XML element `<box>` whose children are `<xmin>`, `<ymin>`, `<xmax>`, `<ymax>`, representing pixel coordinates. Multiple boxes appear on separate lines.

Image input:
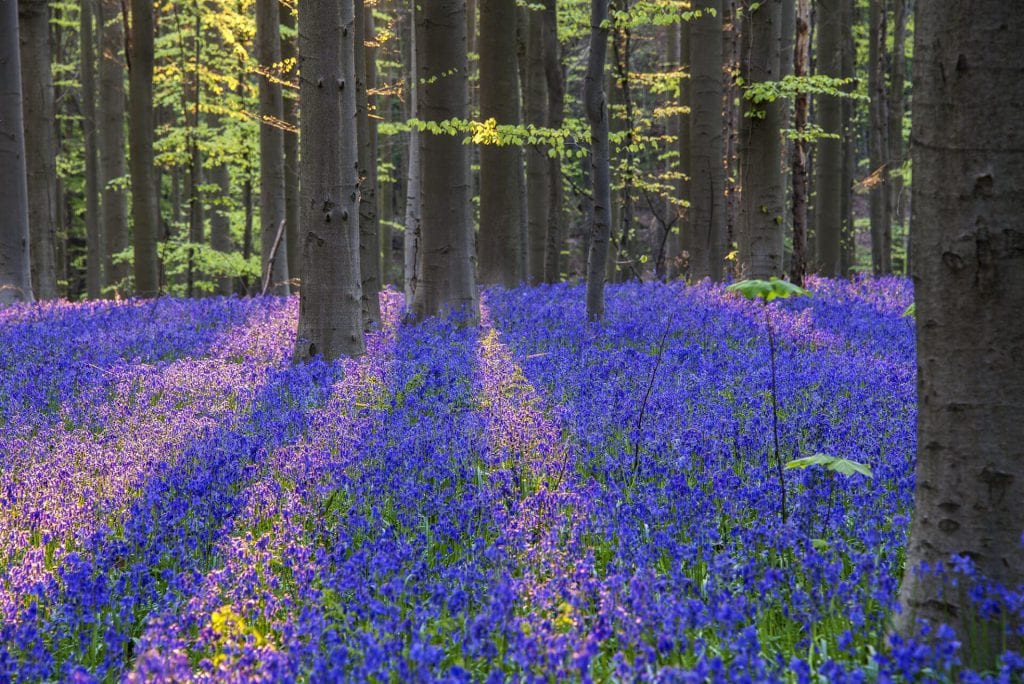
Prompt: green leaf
<box><xmin>726</xmin><ymin>277</ymin><xmax>810</xmax><ymax>303</ymax></box>
<box><xmin>902</xmin><ymin>303</ymin><xmax>916</xmax><ymax>318</ymax></box>
<box><xmin>785</xmin><ymin>453</ymin><xmax>873</xmax><ymax>478</ymax></box>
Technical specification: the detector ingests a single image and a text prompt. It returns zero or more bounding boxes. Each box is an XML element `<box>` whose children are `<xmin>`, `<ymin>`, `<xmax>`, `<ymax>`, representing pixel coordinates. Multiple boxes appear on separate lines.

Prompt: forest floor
<box><xmin>0</xmin><ymin>279</ymin><xmax>1019</xmax><ymax>681</ymax></box>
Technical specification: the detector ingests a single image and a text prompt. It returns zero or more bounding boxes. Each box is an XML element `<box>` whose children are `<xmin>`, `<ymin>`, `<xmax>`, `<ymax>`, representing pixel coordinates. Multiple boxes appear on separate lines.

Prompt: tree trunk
<box><xmin>897</xmin><ymin>2</ymin><xmax>1024</xmax><ymax>669</ymax></box>
<box><xmin>724</xmin><ymin>1</ymin><xmax>741</xmax><ymax>263</ymax></box>
<box><xmin>280</xmin><ymin>1</ymin><xmax>301</xmax><ymax>286</ymax></box>
<box><xmin>355</xmin><ymin>0</ymin><xmax>381</xmax><ymax>326</ymax></box>
<box><xmin>256</xmin><ymin>0</ymin><xmax>289</xmax><ymax>295</ymax></box>
<box><xmin>738</xmin><ymin>0</ymin><xmax>785</xmax><ymax>278</ymax></box>
<box><xmin>294</xmin><ymin>0</ymin><xmax>364</xmax><ymax>361</ymax></box>
<box><xmin>403</xmin><ymin>0</ymin><xmax>421</xmax><ymax>307</ymax></box>
<box><xmin>412</xmin><ymin>0</ymin><xmax>478</xmax><ymax>322</ymax></box>
<box><xmin>184</xmin><ymin>8</ymin><xmax>204</xmax><ymax>297</ymax></box>
<box><xmin>542</xmin><ymin>0</ymin><xmax>564</xmax><ymax>283</ymax></box>
<box><xmin>0</xmin><ymin>0</ymin><xmax>34</xmax><ymax>305</ymax></box>
<box><xmin>80</xmin><ymin>0</ymin><xmax>102</xmax><ymax>298</ymax></box>
<box><xmin>523</xmin><ymin>4</ymin><xmax>549</xmax><ymax>284</ymax></box>
<box><xmin>888</xmin><ymin>0</ymin><xmax>909</xmax><ymax>269</ymax></box>
<box><xmin>98</xmin><ymin>0</ymin><xmax>128</xmax><ymax>294</ymax></box>
<box><xmin>839</xmin><ymin>0</ymin><xmax>856</xmax><ymax>275</ymax></box>
<box><xmin>210</xmin><ymin>159</ymin><xmax>233</xmax><ymax>296</ymax></box>
<box><xmin>18</xmin><ymin>0</ymin><xmax>58</xmax><ymax>299</ymax></box>
<box><xmin>128</xmin><ymin>0</ymin><xmax>160</xmax><ymax>296</ymax></box>
<box><xmin>789</xmin><ymin>0</ymin><xmax>810</xmax><ymax>286</ymax></box>
<box><xmin>584</xmin><ymin>0</ymin><xmax>611</xmax><ymax>321</ymax></box>
<box><xmin>478</xmin><ymin>0</ymin><xmax>523</xmax><ymax>288</ymax></box>
<box><xmin>689</xmin><ymin>0</ymin><xmax>726</xmax><ymax>282</ymax></box>
<box><xmin>868</xmin><ymin>0</ymin><xmax>891</xmax><ymax>274</ymax></box>
<box><xmin>814</xmin><ymin>0</ymin><xmax>843</xmax><ymax>276</ymax></box>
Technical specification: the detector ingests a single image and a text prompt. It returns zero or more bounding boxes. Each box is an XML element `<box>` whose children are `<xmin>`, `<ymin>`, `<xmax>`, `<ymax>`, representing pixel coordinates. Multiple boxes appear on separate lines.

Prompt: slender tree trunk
<box><xmin>542</xmin><ymin>0</ymin><xmax>564</xmax><ymax>283</ymax></box>
<box><xmin>839</xmin><ymin>0</ymin><xmax>856</xmax><ymax>275</ymax></box>
<box><xmin>356</xmin><ymin>0</ymin><xmax>381</xmax><ymax>326</ymax></box>
<box><xmin>897</xmin><ymin>1</ymin><xmax>1024</xmax><ymax>668</ymax></box>
<box><xmin>888</xmin><ymin>0</ymin><xmax>908</xmax><ymax>269</ymax></box>
<box><xmin>662</xmin><ymin>22</ymin><xmax>680</xmax><ymax>279</ymax></box>
<box><xmin>185</xmin><ymin>8</ymin><xmax>204</xmax><ymax>296</ymax></box>
<box><xmin>689</xmin><ymin>0</ymin><xmax>726</xmax><ymax>282</ymax></box>
<box><xmin>403</xmin><ymin>1</ymin><xmax>421</xmax><ymax>307</ymax></box>
<box><xmin>610</xmin><ymin>0</ymin><xmax>635</xmax><ymax>281</ymax></box>
<box><xmin>789</xmin><ymin>0</ymin><xmax>810</xmax><ymax>286</ymax></box>
<box><xmin>18</xmin><ymin>0</ymin><xmax>58</xmax><ymax>299</ymax></box>
<box><xmin>739</xmin><ymin>0</ymin><xmax>785</xmax><ymax>278</ymax></box>
<box><xmin>523</xmin><ymin>4</ymin><xmax>549</xmax><ymax>284</ymax></box>
<box><xmin>478</xmin><ymin>0</ymin><xmax>523</xmax><ymax>288</ymax></box>
<box><xmin>80</xmin><ymin>0</ymin><xmax>103</xmax><ymax>298</ymax></box>
<box><xmin>584</xmin><ymin>0</ymin><xmax>611</xmax><ymax>321</ymax></box>
<box><xmin>280</xmin><ymin>1</ymin><xmax>300</xmax><ymax>286</ymax></box>
<box><xmin>724</xmin><ymin>1</ymin><xmax>741</xmax><ymax>263</ymax></box>
<box><xmin>128</xmin><ymin>0</ymin><xmax>160</xmax><ymax>296</ymax></box>
<box><xmin>412</xmin><ymin>0</ymin><xmax>478</xmax><ymax>321</ymax></box>
<box><xmin>0</xmin><ymin>0</ymin><xmax>34</xmax><ymax>305</ymax></box>
<box><xmin>210</xmin><ymin>159</ymin><xmax>233</xmax><ymax>296</ymax></box>
<box><xmin>814</xmin><ymin>0</ymin><xmax>843</xmax><ymax>276</ymax></box>
<box><xmin>294</xmin><ymin>0</ymin><xmax>364</xmax><ymax>361</ymax></box>
<box><xmin>99</xmin><ymin>0</ymin><xmax>128</xmax><ymax>293</ymax></box>
<box><xmin>256</xmin><ymin>0</ymin><xmax>289</xmax><ymax>295</ymax></box>
<box><xmin>868</xmin><ymin>0</ymin><xmax>891</xmax><ymax>274</ymax></box>
<box><xmin>677</xmin><ymin>19</ymin><xmax>691</xmax><ymax>278</ymax></box>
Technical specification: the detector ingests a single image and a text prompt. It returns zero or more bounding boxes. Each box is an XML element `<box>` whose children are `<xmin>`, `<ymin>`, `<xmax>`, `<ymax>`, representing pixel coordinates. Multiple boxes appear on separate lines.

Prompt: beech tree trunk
<box><xmin>689</xmin><ymin>0</ymin><xmax>726</xmax><ymax>282</ymax></box>
<box><xmin>18</xmin><ymin>0</ymin><xmax>58</xmax><ymax>299</ymax></box>
<box><xmin>355</xmin><ymin>0</ymin><xmax>381</xmax><ymax>326</ymax></box>
<box><xmin>0</xmin><ymin>0</ymin><xmax>34</xmax><ymax>305</ymax></box>
<box><xmin>80</xmin><ymin>0</ymin><xmax>102</xmax><ymax>298</ymax></box>
<box><xmin>888</xmin><ymin>0</ymin><xmax>909</xmax><ymax>263</ymax></box>
<box><xmin>868</xmin><ymin>0</ymin><xmax>891</xmax><ymax>274</ymax></box>
<box><xmin>411</xmin><ymin>0</ymin><xmax>478</xmax><ymax>322</ymax></box>
<box><xmin>128</xmin><ymin>0</ymin><xmax>159</xmax><ymax>297</ymax></box>
<box><xmin>478</xmin><ymin>0</ymin><xmax>523</xmax><ymax>288</ymax></box>
<box><xmin>256</xmin><ymin>0</ymin><xmax>289</xmax><ymax>295</ymax></box>
<box><xmin>897</xmin><ymin>2</ymin><xmax>1024</xmax><ymax>669</ymax></box>
<box><xmin>403</xmin><ymin>1</ymin><xmax>421</xmax><ymax>307</ymax></box>
<box><xmin>839</xmin><ymin>0</ymin><xmax>856</xmax><ymax>274</ymax></box>
<box><xmin>523</xmin><ymin>5</ymin><xmax>549</xmax><ymax>284</ymax></box>
<box><xmin>738</xmin><ymin>0</ymin><xmax>785</xmax><ymax>278</ymax></box>
<box><xmin>789</xmin><ymin>0</ymin><xmax>810</xmax><ymax>286</ymax></box>
<box><xmin>294</xmin><ymin>0</ymin><xmax>364</xmax><ymax>361</ymax></box>
<box><xmin>814</xmin><ymin>0</ymin><xmax>843</xmax><ymax>276</ymax></box>
<box><xmin>209</xmin><ymin>159</ymin><xmax>233</xmax><ymax>296</ymax></box>
<box><xmin>584</xmin><ymin>0</ymin><xmax>611</xmax><ymax>321</ymax></box>
<box><xmin>542</xmin><ymin>0</ymin><xmax>564</xmax><ymax>283</ymax></box>
<box><xmin>280</xmin><ymin>2</ymin><xmax>300</xmax><ymax>285</ymax></box>
<box><xmin>98</xmin><ymin>0</ymin><xmax>128</xmax><ymax>293</ymax></box>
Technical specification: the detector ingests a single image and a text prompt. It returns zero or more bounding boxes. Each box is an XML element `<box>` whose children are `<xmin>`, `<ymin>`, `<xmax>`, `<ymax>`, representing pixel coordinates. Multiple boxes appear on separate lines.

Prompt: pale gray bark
<box><xmin>355</xmin><ymin>0</ymin><xmax>381</xmax><ymax>326</ymax></box>
<box><xmin>868</xmin><ymin>0</ymin><xmax>891</xmax><ymax>274</ymax></box>
<box><xmin>98</xmin><ymin>0</ymin><xmax>128</xmax><ymax>293</ymax></box>
<box><xmin>256</xmin><ymin>0</ymin><xmax>289</xmax><ymax>295</ymax></box>
<box><xmin>210</xmin><ymin>160</ymin><xmax>233</xmax><ymax>296</ymax></box>
<box><xmin>128</xmin><ymin>0</ymin><xmax>159</xmax><ymax>296</ymax></box>
<box><xmin>478</xmin><ymin>0</ymin><xmax>523</xmax><ymax>288</ymax></box>
<box><xmin>677</xmin><ymin>18</ymin><xmax>691</xmax><ymax>277</ymax></box>
<box><xmin>897</xmin><ymin>2</ymin><xmax>1024</xmax><ymax>668</ymax></box>
<box><xmin>814</xmin><ymin>0</ymin><xmax>843</xmax><ymax>276</ymax></box>
<box><xmin>689</xmin><ymin>0</ymin><xmax>726</xmax><ymax>282</ymax></box>
<box><xmin>523</xmin><ymin>4</ymin><xmax>548</xmax><ymax>284</ymax></box>
<box><xmin>789</xmin><ymin>0</ymin><xmax>809</xmax><ymax>285</ymax></box>
<box><xmin>294</xmin><ymin>0</ymin><xmax>364</xmax><ymax>361</ymax></box>
<box><xmin>888</xmin><ymin>0</ymin><xmax>909</xmax><ymax>246</ymax></box>
<box><xmin>403</xmin><ymin>1</ymin><xmax>421</xmax><ymax>307</ymax></box>
<box><xmin>584</xmin><ymin>0</ymin><xmax>611</xmax><ymax>321</ymax></box>
<box><xmin>411</xmin><ymin>0</ymin><xmax>478</xmax><ymax>322</ymax></box>
<box><xmin>0</xmin><ymin>0</ymin><xmax>34</xmax><ymax>305</ymax></box>
<box><xmin>542</xmin><ymin>0</ymin><xmax>564</xmax><ymax>283</ymax></box>
<box><xmin>80</xmin><ymin>0</ymin><xmax>102</xmax><ymax>298</ymax></box>
<box><xmin>280</xmin><ymin>2</ymin><xmax>300</xmax><ymax>285</ymax></box>
<box><xmin>18</xmin><ymin>0</ymin><xmax>58</xmax><ymax>299</ymax></box>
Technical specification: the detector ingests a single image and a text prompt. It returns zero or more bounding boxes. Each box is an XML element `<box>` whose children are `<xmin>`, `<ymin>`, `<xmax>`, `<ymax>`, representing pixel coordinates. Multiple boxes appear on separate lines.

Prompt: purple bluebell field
<box><xmin>1</xmin><ymin>280</ymin><xmax>1021</xmax><ymax>682</ymax></box>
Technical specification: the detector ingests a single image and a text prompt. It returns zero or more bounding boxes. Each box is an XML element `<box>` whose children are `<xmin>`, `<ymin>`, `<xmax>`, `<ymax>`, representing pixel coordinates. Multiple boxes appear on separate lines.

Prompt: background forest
<box><xmin>3</xmin><ymin>0</ymin><xmax>910</xmax><ymax>305</ymax></box>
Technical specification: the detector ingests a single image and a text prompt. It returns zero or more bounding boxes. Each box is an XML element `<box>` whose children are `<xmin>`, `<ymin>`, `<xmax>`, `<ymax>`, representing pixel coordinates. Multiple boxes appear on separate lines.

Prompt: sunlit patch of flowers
<box><xmin>0</xmin><ymin>279</ymin><xmax>1020</xmax><ymax>682</ymax></box>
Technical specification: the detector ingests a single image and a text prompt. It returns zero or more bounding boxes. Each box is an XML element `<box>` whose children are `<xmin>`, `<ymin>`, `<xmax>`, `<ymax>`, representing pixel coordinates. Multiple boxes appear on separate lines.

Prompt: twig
<box><xmin>261</xmin><ymin>219</ymin><xmax>287</xmax><ymax>296</ymax></box>
<box><xmin>630</xmin><ymin>318</ymin><xmax>673</xmax><ymax>484</ymax></box>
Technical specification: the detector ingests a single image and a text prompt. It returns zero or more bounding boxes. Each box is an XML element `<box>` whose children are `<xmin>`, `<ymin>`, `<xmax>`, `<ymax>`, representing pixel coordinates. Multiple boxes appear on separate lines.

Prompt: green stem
<box><xmin>767</xmin><ymin>306</ymin><xmax>788</xmax><ymax>524</ymax></box>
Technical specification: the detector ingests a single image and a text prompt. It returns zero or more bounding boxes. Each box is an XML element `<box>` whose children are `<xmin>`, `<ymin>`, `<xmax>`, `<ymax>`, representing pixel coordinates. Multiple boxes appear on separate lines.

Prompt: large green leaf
<box><xmin>727</xmin><ymin>277</ymin><xmax>810</xmax><ymax>303</ymax></box>
<box><xmin>785</xmin><ymin>453</ymin><xmax>873</xmax><ymax>478</ymax></box>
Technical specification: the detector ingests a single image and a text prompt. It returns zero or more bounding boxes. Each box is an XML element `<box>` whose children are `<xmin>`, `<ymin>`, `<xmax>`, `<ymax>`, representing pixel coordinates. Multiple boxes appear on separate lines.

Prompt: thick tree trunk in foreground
<box><xmin>256</xmin><ymin>0</ymin><xmax>289</xmax><ymax>295</ymax></box>
<box><xmin>584</xmin><ymin>0</ymin><xmax>611</xmax><ymax>321</ymax></box>
<box><xmin>738</xmin><ymin>0</ymin><xmax>784</xmax><ymax>278</ymax></box>
<box><xmin>128</xmin><ymin>0</ymin><xmax>160</xmax><ymax>297</ymax></box>
<box><xmin>294</xmin><ymin>0</ymin><xmax>364</xmax><ymax>361</ymax></box>
<box><xmin>897</xmin><ymin>1</ymin><xmax>1024</xmax><ymax>669</ymax></box>
<box><xmin>99</xmin><ymin>0</ymin><xmax>128</xmax><ymax>293</ymax></box>
<box><xmin>0</xmin><ymin>0</ymin><xmax>34</xmax><ymax>305</ymax></box>
<box><xmin>411</xmin><ymin>0</ymin><xmax>478</xmax><ymax>322</ymax></box>
<box><xmin>689</xmin><ymin>0</ymin><xmax>726</xmax><ymax>282</ymax></box>
<box><xmin>814</xmin><ymin>0</ymin><xmax>843</xmax><ymax>277</ymax></box>
<box><xmin>478</xmin><ymin>0</ymin><xmax>523</xmax><ymax>288</ymax></box>
<box><xmin>18</xmin><ymin>0</ymin><xmax>58</xmax><ymax>299</ymax></box>
<box><xmin>80</xmin><ymin>0</ymin><xmax>102</xmax><ymax>298</ymax></box>
<box><xmin>356</xmin><ymin>0</ymin><xmax>381</xmax><ymax>326</ymax></box>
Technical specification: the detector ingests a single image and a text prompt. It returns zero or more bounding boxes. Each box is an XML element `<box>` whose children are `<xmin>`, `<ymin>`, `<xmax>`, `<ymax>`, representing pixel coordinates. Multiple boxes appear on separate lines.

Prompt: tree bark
<box><xmin>256</xmin><ymin>0</ymin><xmax>289</xmax><ymax>295</ymax></box>
<box><xmin>478</xmin><ymin>0</ymin><xmax>523</xmax><ymax>288</ymax></box>
<box><xmin>294</xmin><ymin>0</ymin><xmax>364</xmax><ymax>361</ymax></box>
<box><xmin>523</xmin><ymin>4</ymin><xmax>549</xmax><ymax>284</ymax></box>
<box><xmin>0</xmin><ymin>0</ymin><xmax>34</xmax><ymax>305</ymax></box>
<box><xmin>542</xmin><ymin>0</ymin><xmax>564</xmax><ymax>283</ymax></box>
<box><xmin>80</xmin><ymin>0</ymin><xmax>102</xmax><ymax>298</ymax></box>
<box><xmin>98</xmin><ymin>0</ymin><xmax>128</xmax><ymax>293</ymax></box>
<box><xmin>18</xmin><ymin>0</ymin><xmax>58</xmax><ymax>299</ymax></box>
<box><xmin>839</xmin><ymin>0</ymin><xmax>856</xmax><ymax>275</ymax></box>
<box><xmin>897</xmin><ymin>2</ymin><xmax>1024</xmax><ymax>668</ymax></box>
<box><xmin>355</xmin><ymin>0</ymin><xmax>381</xmax><ymax>326</ymax></box>
<box><xmin>789</xmin><ymin>0</ymin><xmax>809</xmax><ymax>286</ymax></box>
<box><xmin>412</xmin><ymin>0</ymin><xmax>478</xmax><ymax>322</ymax></box>
<box><xmin>689</xmin><ymin>0</ymin><xmax>726</xmax><ymax>282</ymax></box>
<box><xmin>403</xmin><ymin>0</ymin><xmax>421</xmax><ymax>307</ymax></box>
<box><xmin>209</xmin><ymin>158</ymin><xmax>233</xmax><ymax>296</ymax></box>
<box><xmin>280</xmin><ymin>1</ymin><xmax>301</xmax><ymax>286</ymax></box>
<box><xmin>738</xmin><ymin>0</ymin><xmax>785</xmax><ymax>278</ymax></box>
<box><xmin>584</xmin><ymin>0</ymin><xmax>611</xmax><ymax>321</ymax></box>
<box><xmin>128</xmin><ymin>0</ymin><xmax>159</xmax><ymax>296</ymax></box>
<box><xmin>888</xmin><ymin>0</ymin><xmax>909</xmax><ymax>264</ymax></box>
<box><xmin>868</xmin><ymin>0</ymin><xmax>891</xmax><ymax>274</ymax></box>
<box><xmin>814</xmin><ymin>0</ymin><xmax>843</xmax><ymax>276</ymax></box>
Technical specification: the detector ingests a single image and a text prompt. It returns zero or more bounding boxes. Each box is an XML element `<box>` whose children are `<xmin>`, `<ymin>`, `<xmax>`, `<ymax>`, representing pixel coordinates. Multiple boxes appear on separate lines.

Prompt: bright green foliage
<box><xmin>902</xmin><ymin>303</ymin><xmax>916</xmax><ymax>318</ymax></box>
<box><xmin>727</xmin><ymin>277</ymin><xmax>810</xmax><ymax>303</ymax></box>
<box><xmin>786</xmin><ymin>453</ymin><xmax>874</xmax><ymax>479</ymax></box>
